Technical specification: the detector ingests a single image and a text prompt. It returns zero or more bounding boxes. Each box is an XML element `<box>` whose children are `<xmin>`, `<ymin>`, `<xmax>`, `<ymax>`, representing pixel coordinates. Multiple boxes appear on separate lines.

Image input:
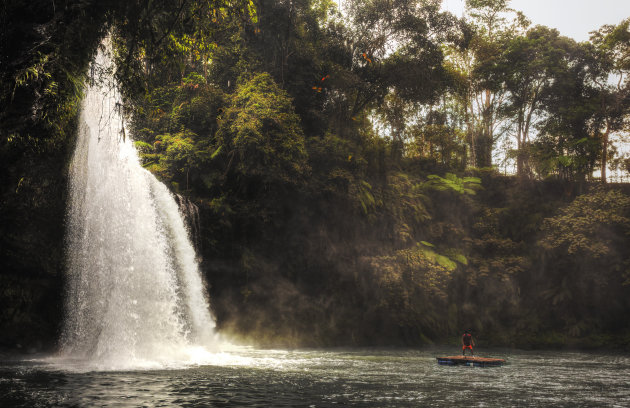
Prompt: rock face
<box><xmin>0</xmin><ymin>134</ymin><xmax>72</xmax><ymax>353</ymax></box>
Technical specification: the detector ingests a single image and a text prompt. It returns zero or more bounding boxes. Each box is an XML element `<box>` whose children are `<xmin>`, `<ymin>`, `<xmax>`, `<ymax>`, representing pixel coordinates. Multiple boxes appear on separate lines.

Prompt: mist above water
<box><xmin>59</xmin><ymin>40</ymin><xmax>221</xmax><ymax>370</ymax></box>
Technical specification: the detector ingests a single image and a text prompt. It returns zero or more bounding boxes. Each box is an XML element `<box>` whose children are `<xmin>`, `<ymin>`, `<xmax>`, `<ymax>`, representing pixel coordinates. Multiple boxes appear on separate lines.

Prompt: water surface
<box><xmin>2</xmin><ymin>347</ymin><xmax>629</xmax><ymax>407</ymax></box>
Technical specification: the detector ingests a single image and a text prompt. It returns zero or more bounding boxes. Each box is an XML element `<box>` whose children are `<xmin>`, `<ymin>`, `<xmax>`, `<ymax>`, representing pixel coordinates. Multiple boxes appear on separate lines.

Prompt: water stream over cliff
<box><xmin>58</xmin><ymin>41</ymin><xmax>220</xmax><ymax>370</ymax></box>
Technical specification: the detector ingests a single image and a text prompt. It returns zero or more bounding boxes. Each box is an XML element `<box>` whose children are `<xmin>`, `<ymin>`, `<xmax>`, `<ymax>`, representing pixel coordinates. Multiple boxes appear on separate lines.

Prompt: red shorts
<box><xmin>462</xmin><ymin>345</ymin><xmax>473</xmax><ymax>350</ymax></box>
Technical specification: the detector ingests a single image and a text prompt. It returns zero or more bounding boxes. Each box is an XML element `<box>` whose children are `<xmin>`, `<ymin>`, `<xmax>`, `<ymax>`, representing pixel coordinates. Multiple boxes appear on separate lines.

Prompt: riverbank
<box><xmin>2</xmin><ymin>176</ymin><xmax>630</xmax><ymax>352</ymax></box>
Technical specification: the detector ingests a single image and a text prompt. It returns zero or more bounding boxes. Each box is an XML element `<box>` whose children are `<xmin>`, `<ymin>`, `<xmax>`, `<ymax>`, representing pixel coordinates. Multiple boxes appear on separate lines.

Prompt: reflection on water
<box><xmin>2</xmin><ymin>347</ymin><xmax>629</xmax><ymax>407</ymax></box>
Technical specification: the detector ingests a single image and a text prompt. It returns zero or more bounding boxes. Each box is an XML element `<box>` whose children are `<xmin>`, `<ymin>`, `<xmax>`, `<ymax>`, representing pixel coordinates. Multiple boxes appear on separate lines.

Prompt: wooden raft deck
<box><xmin>436</xmin><ymin>356</ymin><xmax>505</xmax><ymax>367</ymax></box>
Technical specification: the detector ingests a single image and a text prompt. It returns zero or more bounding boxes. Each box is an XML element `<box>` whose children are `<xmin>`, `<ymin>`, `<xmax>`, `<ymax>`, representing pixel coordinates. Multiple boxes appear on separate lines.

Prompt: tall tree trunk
<box><xmin>601</xmin><ymin>126</ymin><xmax>610</xmax><ymax>184</ymax></box>
<box><xmin>466</xmin><ymin>89</ymin><xmax>476</xmax><ymax>168</ymax></box>
<box><xmin>468</xmin><ymin>112</ymin><xmax>476</xmax><ymax>167</ymax></box>
<box><xmin>516</xmin><ymin>110</ymin><xmax>524</xmax><ymax>176</ymax></box>
<box><xmin>479</xmin><ymin>89</ymin><xmax>493</xmax><ymax>168</ymax></box>
<box><xmin>474</xmin><ymin>130</ymin><xmax>493</xmax><ymax>168</ymax></box>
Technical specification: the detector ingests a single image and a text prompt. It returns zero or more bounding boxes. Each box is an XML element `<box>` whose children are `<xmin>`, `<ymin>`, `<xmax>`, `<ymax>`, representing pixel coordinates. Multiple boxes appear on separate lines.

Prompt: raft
<box><xmin>436</xmin><ymin>356</ymin><xmax>505</xmax><ymax>367</ymax></box>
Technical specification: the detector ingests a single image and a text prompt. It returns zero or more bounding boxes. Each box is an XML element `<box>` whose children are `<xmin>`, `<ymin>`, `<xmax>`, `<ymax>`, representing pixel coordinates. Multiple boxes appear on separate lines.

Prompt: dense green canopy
<box><xmin>1</xmin><ymin>0</ymin><xmax>630</xmax><ymax>350</ymax></box>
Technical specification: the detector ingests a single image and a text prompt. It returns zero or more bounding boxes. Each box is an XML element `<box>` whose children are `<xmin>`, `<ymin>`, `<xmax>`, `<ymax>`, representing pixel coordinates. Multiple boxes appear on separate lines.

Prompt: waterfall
<box><xmin>59</xmin><ymin>40</ymin><xmax>220</xmax><ymax>370</ymax></box>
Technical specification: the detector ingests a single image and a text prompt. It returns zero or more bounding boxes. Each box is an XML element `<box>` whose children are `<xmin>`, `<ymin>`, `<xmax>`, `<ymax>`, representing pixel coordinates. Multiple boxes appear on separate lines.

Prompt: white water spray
<box><xmin>59</xmin><ymin>41</ymin><xmax>221</xmax><ymax>370</ymax></box>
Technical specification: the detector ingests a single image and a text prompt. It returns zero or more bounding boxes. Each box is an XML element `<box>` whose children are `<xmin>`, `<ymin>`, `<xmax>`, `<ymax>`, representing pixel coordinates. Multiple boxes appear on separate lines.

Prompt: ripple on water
<box><xmin>2</xmin><ymin>348</ymin><xmax>630</xmax><ymax>407</ymax></box>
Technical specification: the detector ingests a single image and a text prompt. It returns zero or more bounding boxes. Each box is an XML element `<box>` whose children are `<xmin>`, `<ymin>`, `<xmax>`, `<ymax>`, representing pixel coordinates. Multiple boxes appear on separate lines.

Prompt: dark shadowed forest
<box><xmin>2</xmin><ymin>0</ymin><xmax>630</xmax><ymax>352</ymax></box>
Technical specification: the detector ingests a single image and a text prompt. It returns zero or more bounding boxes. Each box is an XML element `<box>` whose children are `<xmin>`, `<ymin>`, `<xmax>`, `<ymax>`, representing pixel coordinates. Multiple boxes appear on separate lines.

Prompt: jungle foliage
<box><xmin>2</xmin><ymin>0</ymin><xmax>630</xmax><ymax>350</ymax></box>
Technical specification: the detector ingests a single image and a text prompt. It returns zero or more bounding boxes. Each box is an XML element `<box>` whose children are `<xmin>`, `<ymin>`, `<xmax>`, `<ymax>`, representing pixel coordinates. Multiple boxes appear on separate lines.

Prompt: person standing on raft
<box><xmin>462</xmin><ymin>329</ymin><xmax>475</xmax><ymax>356</ymax></box>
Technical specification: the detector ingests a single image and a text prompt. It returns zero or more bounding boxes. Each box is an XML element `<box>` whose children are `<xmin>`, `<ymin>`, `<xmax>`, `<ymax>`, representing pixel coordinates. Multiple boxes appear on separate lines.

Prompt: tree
<box><xmin>407</xmin><ymin>108</ymin><xmax>468</xmax><ymax>168</ymax></box>
<box><xmin>535</xmin><ymin>39</ymin><xmax>599</xmax><ymax>181</ymax></box>
<box><xmin>374</xmin><ymin>92</ymin><xmax>416</xmax><ymax>160</ymax></box>
<box><xmin>339</xmin><ymin>0</ymin><xmax>455</xmax><ymax>154</ymax></box>
<box><xmin>216</xmin><ymin>72</ymin><xmax>309</xmax><ymax>185</ymax></box>
<box><xmin>113</xmin><ymin>0</ymin><xmax>257</xmax><ymax>97</ymax></box>
<box><xmin>588</xmin><ymin>19</ymin><xmax>630</xmax><ymax>183</ymax></box>
<box><xmin>444</xmin><ymin>0</ymin><xmax>529</xmax><ymax>168</ymax></box>
<box><xmin>538</xmin><ymin>188</ymin><xmax>630</xmax><ymax>335</ymax></box>
<box><xmin>499</xmin><ymin>26</ymin><xmax>575</xmax><ymax>176</ymax></box>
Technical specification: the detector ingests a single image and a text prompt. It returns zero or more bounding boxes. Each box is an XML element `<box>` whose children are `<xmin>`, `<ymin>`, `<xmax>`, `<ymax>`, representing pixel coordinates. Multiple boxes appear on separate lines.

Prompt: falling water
<box><xmin>59</xmin><ymin>41</ymin><xmax>220</xmax><ymax>370</ymax></box>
